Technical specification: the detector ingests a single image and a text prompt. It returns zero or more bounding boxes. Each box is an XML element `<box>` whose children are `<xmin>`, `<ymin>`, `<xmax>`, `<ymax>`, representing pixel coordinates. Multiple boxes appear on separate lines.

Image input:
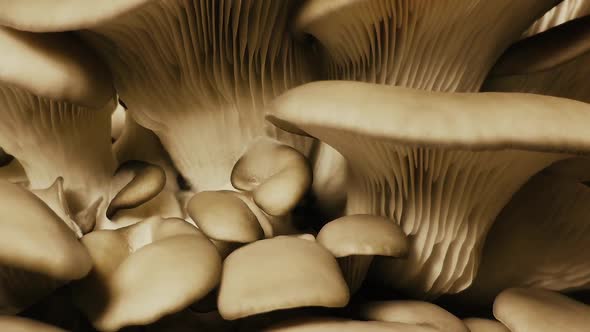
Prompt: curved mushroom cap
<box><xmin>357</xmin><ymin>301</ymin><xmax>469</xmax><ymax>332</ymax></box>
<box><xmin>0</xmin><ymin>0</ymin><xmax>152</xmax><ymax>32</ymax></box>
<box><xmin>72</xmin><ymin>217</ymin><xmax>221</xmax><ymax>331</ymax></box>
<box><xmin>295</xmin><ymin>0</ymin><xmax>560</xmax><ymax>91</ymax></box>
<box><xmin>218</xmin><ymin>237</ymin><xmax>349</xmax><ymax>320</ymax></box>
<box><xmin>463</xmin><ymin>318</ymin><xmax>510</xmax><ymax>332</ymax></box>
<box><xmin>523</xmin><ymin>0</ymin><xmax>590</xmax><ymax>37</ymax></box>
<box><xmin>0</xmin><ymin>316</ymin><xmax>67</xmax><ymax>332</ymax></box>
<box><xmin>262</xmin><ymin>317</ymin><xmax>438</xmax><ymax>332</ymax></box>
<box><xmin>267</xmin><ymin>81</ymin><xmax>590</xmax><ymax>297</ymax></box>
<box><xmin>461</xmin><ymin>173</ymin><xmax>590</xmax><ymax>305</ymax></box>
<box><xmin>484</xmin><ymin>15</ymin><xmax>590</xmax><ymax>103</ymax></box>
<box><xmin>0</xmin><ymin>27</ymin><xmax>113</xmax><ymax>109</ymax></box>
<box><xmin>494</xmin><ymin>288</ymin><xmax>590</xmax><ymax>331</ymax></box>
<box><xmin>317</xmin><ymin>215</ymin><xmax>408</xmax><ymax>258</ymax></box>
<box><xmin>0</xmin><ymin>180</ymin><xmax>92</xmax><ymax>313</ymax></box>
<box><xmin>187</xmin><ymin>191</ymin><xmax>263</xmax><ymax>244</ymax></box>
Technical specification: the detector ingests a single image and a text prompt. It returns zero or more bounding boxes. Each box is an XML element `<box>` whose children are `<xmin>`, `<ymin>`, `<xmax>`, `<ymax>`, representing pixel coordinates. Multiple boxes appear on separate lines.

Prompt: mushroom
<box><xmin>0</xmin><ymin>0</ymin><xmax>316</xmax><ymax>192</ymax></box>
<box><xmin>493</xmin><ymin>288</ymin><xmax>590</xmax><ymax>331</ymax></box>
<box><xmin>356</xmin><ymin>300</ymin><xmax>469</xmax><ymax>332</ymax></box>
<box><xmin>0</xmin><ymin>180</ymin><xmax>92</xmax><ymax>314</ymax></box>
<box><xmin>217</xmin><ymin>237</ymin><xmax>349</xmax><ymax>320</ymax></box>
<box><xmin>316</xmin><ymin>215</ymin><xmax>408</xmax><ymax>293</ymax></box>
<box><xmin>0</xmin><ymin>157</ymin><xmax>27</xmax><ymax>186</ymax></box>
<box><xmin>267</xmin><ymin>81</ymin><xmax>590</xmax><ymax>297</ymax></box>
<box><xmin>483</xmin><ymin>15</ymin><xmax>590</xmax><ymax>104</ymax></box>
<box><xmin>457</xmin><ymin>172</ymin><xmax>590</xmax><ymax>304</ymax></box>
<box><xmin>463</xmin><ymin>318</ymin><xmax>510</xmax><ymax>332</ymax></box>
<box><xmin>262</xmin><ymin>317</ymin><xmax>438</xmax><ymax>332</ymax></box>
<box><xmin>522</xmin><ymin>0</ymin><xmax>590</xmax><ymax>37</ymax></box>
<box><xmin>0</xmin><ymin>316</ymin><xmax>67</xmax><ymax>332</ymax></box>
<box><xmin>71</xmin><ymin>216</ymin><xmax>221</xmax><ymax>331</ymax></box>
<box><xmin>110</xmin><ymin>102</ymin><xmax>127</xmax><ymax>143</ymax></box>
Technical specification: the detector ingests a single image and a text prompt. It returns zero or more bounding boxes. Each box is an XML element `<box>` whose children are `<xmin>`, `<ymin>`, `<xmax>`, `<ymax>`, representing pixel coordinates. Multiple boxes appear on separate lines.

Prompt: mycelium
<box><xmin>458</xmin><ymin>173</ymin><xmax>590</xmax><ymax>305</ymax></box>
<box><xmin>267</xmin><ymin>81</ymin><xmax>590</xmax><ymax>297</ymax></box>
<box><xmin>0</xmin><ymin>0</ymin><xmax>316</xmax><ymax>192</ymax></box>
<box><xmin>522</xmin><ymin>0</ymin><xmax>590</xmax><ymax>38</ymax></box>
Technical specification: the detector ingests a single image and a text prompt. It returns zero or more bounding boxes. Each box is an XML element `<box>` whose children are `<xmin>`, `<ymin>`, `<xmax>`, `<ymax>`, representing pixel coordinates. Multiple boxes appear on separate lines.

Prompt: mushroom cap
<box><xmin>0</xmin><ymin>27</ymin><xmax>114</xmax><ymax>109</ymax></box>
<box><xmin>317</xmin><ymin>215</ymin><xmax>408</xmax><ymax>258</ymax></box>
<box><xmin>357</xmin><ymin>300</ymin><xmax>469</xmax><ymax>332</ymax></box>
<box><xmin>267</xmin><ymin>81</ymin><xmax>590</xmax><ymax>154</ymax></box>
<box><xmin>262</xmin><ymin>317</ymin><xmax>438</xmax><ymax>332</ymax></box>
<box><xmin>187</xmin><ymin>191</ymin><xmax>263</xmax><ymax>244</ymax></box>
<box><xmin>493</xmin><ymin>288</ymin><xmax>590</xmax><ymax>331</ymax></box>
<box><xmin>463</xmin><ymin>318</ymin><xmax>510</xmax><ymax>332</ymax></box>
<box><xmin>0</xmin><ymin>316</ymin><xmax>67</xmax><ymax>332</ymax></box>
<box><xmin>218</xmin><ymin>237</ymin><xmax>350</xmax><ymax>320</ymax></box>
<box><xmin>523</xmin><ymin>0</ymin><xmax>590</xmax><ymax>37</ymax></box>
<box><xmin>0</xmin><ymin>180</ymin><xmax>91</xmax><ymax>281</ymax></box>
<box><xmin>0</xmin><ymin>0</ymin><xmax>152</xmax><ymax>32</ymax></box>
<box><xmin>73</xmin><ymin>217</ymin><xmax>221</xmax><ymax>331</ymax></box>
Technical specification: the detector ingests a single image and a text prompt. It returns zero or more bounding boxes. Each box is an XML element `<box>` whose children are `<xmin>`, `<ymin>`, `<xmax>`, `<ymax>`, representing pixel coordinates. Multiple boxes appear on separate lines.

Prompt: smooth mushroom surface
<box><xmin>463</xmin><ymin>318</ymin><xmax>510</xmax><ymax>332</ymax></box>
<box><xmin>267</xmin><ymin>81</ymin><xmax>590</xmax><ymax>297</ymax></box>
<box><xmin>0</xmin><ymin>315</ymin><xmax>67</xmax><ymax>332</ymax></box>
<box><xmin>262</xmin><ymin>317</ymin><xmax>438</xmax><ymax>332</ymax></box>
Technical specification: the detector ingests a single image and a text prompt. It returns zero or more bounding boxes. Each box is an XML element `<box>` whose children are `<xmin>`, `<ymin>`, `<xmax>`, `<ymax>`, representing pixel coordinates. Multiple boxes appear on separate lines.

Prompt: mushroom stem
<box><xmin>339</xmin><ymin>255</ymin><xmax>374</xmax><ymax>294</ymax></box>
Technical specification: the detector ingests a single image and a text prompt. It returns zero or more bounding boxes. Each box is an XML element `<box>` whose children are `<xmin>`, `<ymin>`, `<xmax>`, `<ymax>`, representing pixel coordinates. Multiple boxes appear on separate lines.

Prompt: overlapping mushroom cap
<box><xmin>262</xmin><ymin>317</ymin><xmax>438</xmax><ymax>332</ymax></box>
<box><xmin>267</xmin><ymin>80</ymin><xmax>590</xmax><ymax>297</ymax></box>
<box><xmin>0</xmin><ymin>180</ymin><xmax>91</xmax><ymax>314</ymax></box>
<box><xmin>0</xmin><ymin>316</ymin><xmax>67</xmax><ymax>332</ymax></box>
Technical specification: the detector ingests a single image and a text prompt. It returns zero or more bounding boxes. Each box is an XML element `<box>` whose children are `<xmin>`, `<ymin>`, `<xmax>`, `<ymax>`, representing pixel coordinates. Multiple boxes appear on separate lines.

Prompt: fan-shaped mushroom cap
<box><xmin>0</xmin><ymin>316</ymin><xmax>67</xmax><ymax>332</ymax></box>
<box><xmin>493</xmin><ymin>288</ymin><xmax>590</xmax><ymax>331</ymax></box>
<box><xmin>317</xmin><ymin>215</ymin><xmax>408</xmax><ymax>293</ymax></box>
<box><xmin>463</xmin><ymin>318</ymin><xmax>510</xmax><ymax>332</ymax></box>
<box><xmin>484</xmin><ymin>15</ymin><xmax>590</xmax><ymax>103</ymax></box>
<box><xmin>0</xmin><ymin>180</ymin><xmax>91</xmax><ymax>314</ymax></box>
<box><xmin>267</xmin><ymin>81</ymin><xmax>590</xmax><ymax>297</ymax></box>
<box><xmin>523</xmin><ymin>0</ymin><xmax>590</xmax><ymax>37</ymax></box>
<box><xmin>218</xmin><ymin>237</ymin><xmax>349</xmax><ymax>320</ymax></box>
<box><xmin>188</xmin><ymin>191</ymin><xmax>263</xmax><ymax>244</ymax></box>
<box><xmin>357</xmin><ymin>300</ymin><xmax>469</xmax><ymax>332</ymax></box>
<box><xmin>72</xmin><ymin>216</ymin><xmax>221</xmax><ymax>331</ymax></box>
<box><xmin>459</xmin><ymin>173</ymin><xmax>590</xmax><ymax>304</ymax></box>
<box><xmin>262</xmin><ymin>317</ymin><xmax>438</xmax><ymax>332</ymax></box>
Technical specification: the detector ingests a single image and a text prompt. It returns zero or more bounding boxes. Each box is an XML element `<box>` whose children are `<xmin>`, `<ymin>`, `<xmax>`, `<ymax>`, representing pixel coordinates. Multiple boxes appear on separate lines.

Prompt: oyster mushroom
<box><xmin>0</xmin><ymin>180</ymin><xmax>91</xmax><ymax>314</ymax></box>
<box><xmin>493</xmin><ymin>288</ymin><xmax>590</xmax><ymax>332</ymax></box>
<box><xmin>0</xmin><ymin>316</ymin><xmax>67</xmax><ymax>332</ymax></box>
<box><xmin>523</xmin><ymin>0</ymin><xmax>590</xmax><ymax>37</ymax></box>
<box><xmin>262</xmin><ymin>317</ymin><xmax>438</xmax><ymax>332</ymax></box>
<box><xmin>316</xmin><ymin>215</ymin><xmax>408</xmax><ymax>293</ymax></box>
<box><xmin>267</xmin><ymin>81</ymin><xmax>590</xmax><ymax>297</ymax></box>
<box><xmin>463</xmin><ymin>318</ymin><xmax>510</xmax><ymax>332</ymax></box>
<box><xmin>218</xmin><ymin>237</ymin><xmax>349</xmax><ymax>320</ymax></box>
<box><xmin>71</xmin><ymin>216</ymin><xmax>221</xmax><ymax>331</ymax></box>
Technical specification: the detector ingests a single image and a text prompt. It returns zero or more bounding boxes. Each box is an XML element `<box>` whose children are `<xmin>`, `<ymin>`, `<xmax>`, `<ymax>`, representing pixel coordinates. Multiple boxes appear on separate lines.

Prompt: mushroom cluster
<box><xmin>0</xmin><ymin>1</ymin><xmax>589</xmax><ymax>331</ymax></box>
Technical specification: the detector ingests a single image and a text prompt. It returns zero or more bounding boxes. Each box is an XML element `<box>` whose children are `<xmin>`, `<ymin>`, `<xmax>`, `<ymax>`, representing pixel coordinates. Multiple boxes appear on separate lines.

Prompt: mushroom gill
<box><xmin>522</xmin><ymin>0</ymin><xmax>590</xmax><ymax>38</ymax></box>
<box><xmin>267</xmin><ymin>81</ymin><xmax>590</xmax><ymax>297</ymax></box>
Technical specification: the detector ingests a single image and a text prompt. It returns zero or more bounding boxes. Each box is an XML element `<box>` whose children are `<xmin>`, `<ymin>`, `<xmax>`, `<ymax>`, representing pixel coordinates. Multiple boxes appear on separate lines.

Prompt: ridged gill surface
<box><xmin>85</xmin><ymin>0</ymin><xmax>315</xmax><ymax>191</ymax></box>
<box><xmin>522</xmin><ymin>0</ymin><xmax>590</xmax><ymax>37</ymax></box>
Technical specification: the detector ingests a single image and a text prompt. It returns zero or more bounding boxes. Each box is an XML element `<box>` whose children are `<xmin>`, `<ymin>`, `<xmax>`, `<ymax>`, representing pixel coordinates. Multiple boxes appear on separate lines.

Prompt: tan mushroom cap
<box><xmin>493</xmin><ymin>288</ymin><xmax>590</xmax><ymax>331</ymax></box>
<box><xmin>0</xmin><ymin>316</ymin><xmax>67</xmax><ymax>332</ymax></box>
<box><xmin>0</xmin><ymin>0</ymin><xmax>152</xmax><ymax>32</ymax></box>
<box><xmin>263</xmin><ymin>317</ymin><xmax>438</xmax><ymax>332</ymax></box>
<box><xmin>463</xmin><ymin>318</ymin><xmax>510</xmax><ymax>332</ymax></box>
<box><xmin>0</xmin><ymin>27</ymin><xmax>114</xmax><ymax>109</ymax></box>
<box><xmin>187</xmin><ymin>191</ymin><xmax>263</xmax><ymax>244</ymax></box>
<box><xmin>231</xmin><ymin>138</ymin><xmax>312</xmax><ymax>217</ymax></box>
<box><xmin>317</xmin><ymin>215</ymin><xmax>408</xmax><ymax>258</ymax></box>
<box><xmin>72</xmin><ymin>216</ymin><xmax>221</xmax><ymax>331</ymax></box>
<box><xmin>358</xmin><ymin>300</ymin><xmax>469</xmax><ymax>332</ymax></box>
<box><xmin>0</xmin><ymin>180</ymin><xmax>92</xmax><ymax>313</ymax></box>
<box><xmin>218</xmin><ymin>237</ymin><xmax>349</xmax><ymax>320</ymax></box>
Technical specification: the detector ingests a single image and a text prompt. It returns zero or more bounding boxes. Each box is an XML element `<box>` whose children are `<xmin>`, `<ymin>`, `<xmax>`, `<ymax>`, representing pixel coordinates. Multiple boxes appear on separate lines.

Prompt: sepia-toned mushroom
<box><xmin>463</xmin><ymin>318</ymin><xmax>510</xmax><ymax>332</ymax></box>
<box><xmin>522</xmin><ymin>0</ymin><xmax>590</xmax><ymax>37</ymax></box>
<box><xmin>218</xmin><ymin>237</ymin><xmax>349</xmax><ymax>320</ymax></box>
<box><xmin>493</xmin><ymin>288</ymin><xmax>590</xmax><ymax>332</ymax></box>
<box><xmin>262</xmin><ymin>317</ymin><xmax>438</xmax><ymax>332</ymax></box>
<box><xmin>0</xmin><ymin>180</ymin><xmax>91</xmax><ymax>314</ymax></box>
<box><xmin>316</xmin><ymin>214</ymin><xmax>408</xmax><ymax>293</ymax></box>
<box><xmin>71</xmin><ymin>216</ymin><xmax>221</xmax><ymax>331</ymax></box>
<box><xmin>0</xmin><ymin>316</ymin><xmax>67</xmax><ymax>332</ymax></box>
<box><xmin>267</xmin><ymin>80</ymin><xmax>590</xmax><ymax>297</ymax></box>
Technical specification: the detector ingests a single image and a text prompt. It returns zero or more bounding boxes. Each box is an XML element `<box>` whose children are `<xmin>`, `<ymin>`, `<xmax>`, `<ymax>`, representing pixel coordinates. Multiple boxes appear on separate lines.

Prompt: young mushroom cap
<box><xmin>483</xmin><ymin>15</ymin><xmax>590</xmax><ymax>103</ymax></box>
<box><xmin>72</xmin><ymin>216</ymin><xmax>221</xmax><ymax>331</ymax></box>
<box><xmin>262</xmin><ymin>317</ymin><xmax>438</xmax><ymax>332</ymax></box>
<box><xmin>0</xmin><ymin>180</ymin><xmax>92</xmax><ymax>314</ymax></box>
<box><xmin>458</xmin><ymin>172</ymin><xmax>590</xmax><ymax>305</ymax></box>
<box><xmin>357</xmin><ymin>300</ymin><xmax>469</xmax><ymax>332</ymax></box>
<box><xmin>522</xmin><ymin>0</ymin><xmax>590</xmax><ymax>37</ymax></box>
<box><xmin>493</xmin><ymin>288</ymin><xmax>590</xmax><ymax>332</ymax></box>
<box><xmin>267</xmin><ymin>80</ymin><xmax>590</xmax><ymax>297</ymax></box>
<box><xmin>218</xmin><ymin>237</ymin><xmax>350</xmax><ymax>320</ymax></box>
<box><xmin>0</xmin><ymin>316</ymin><xmax>67</xmax><ymax>332</ymax></box>
<box><xmin>463</xmin><ymin>318</ymin><xmax>510</xmax><ymax>332</ymax></box>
